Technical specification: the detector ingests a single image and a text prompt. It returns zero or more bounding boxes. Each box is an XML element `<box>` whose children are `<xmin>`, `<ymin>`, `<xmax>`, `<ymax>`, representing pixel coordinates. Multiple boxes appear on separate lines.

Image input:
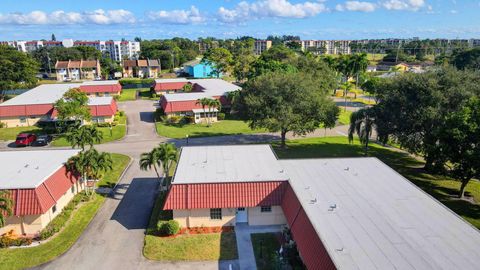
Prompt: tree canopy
<box><xmin>0</xmin><ymin>45</ymin><xmax>38</xmax><ymax>92</ymax></box>
<box><xmin>55</xmin><ymin>88</ymin><xmax>91</xmax><ymax>122</ymax></box>
<box><xmin>239</xmin><ymin>71</ymin><xmax>338</xmax><ymax>147</ymax></box>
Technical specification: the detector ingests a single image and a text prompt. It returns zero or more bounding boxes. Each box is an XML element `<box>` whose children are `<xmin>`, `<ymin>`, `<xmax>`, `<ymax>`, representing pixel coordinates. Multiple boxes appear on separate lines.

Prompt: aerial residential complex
<box><xmin>0</xmin><ymin>149</ymin><xmax>82</xmax><ymax>236</ymax></box>
<box><xmin>1</xmin><ymin>39</ymin><xmax>141</xmax><ymax>61</ymax></box>
<box><xmin>0</xmin><ymin>81</ymin><xmax>120</xmax><ymax>127</ymax></box>
<box><xmin>164</xmin><ymin>144</ymin><xmax>480</xmax><ymax>270</ymax></box>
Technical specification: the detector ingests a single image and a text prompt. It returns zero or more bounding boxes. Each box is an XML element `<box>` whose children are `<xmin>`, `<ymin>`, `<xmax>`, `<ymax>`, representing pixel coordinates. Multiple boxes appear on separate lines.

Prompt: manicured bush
<box><xmin>0</xmin><ymin>234</ymin><xmax>33</xmax><ymax>248</ymax></box>
<box><xmin>153</xmin><ymin>108</ymin><xmax>165</xmax><ymax>122</ymax></box>
<box><xmin>0</xmin><ymin>122</ymin><xmax>6</xmax><ymax>128</ymax></box>
<box><xmin>166</xmin><ymin>115</ymin><xmax>181</xmax><ymax>124</ymax></box>
<box><xmin>157</xmin><ymin>220</ymin><xmax>180</xmax><ymax>236</ymax></box>
<box><xmin>95</xmin><ymin>122</ymin><xmax>117</xmax><ymax>128</ymax></box>
<box><xmin>119</xmin><ymin>78</ymin><xmax>155</xmax><ymax>85</ymax></box>
<box><xmin>217</xmin><ymin>113</ymin><xmax>226</xmax><ymax>120</ymax></box>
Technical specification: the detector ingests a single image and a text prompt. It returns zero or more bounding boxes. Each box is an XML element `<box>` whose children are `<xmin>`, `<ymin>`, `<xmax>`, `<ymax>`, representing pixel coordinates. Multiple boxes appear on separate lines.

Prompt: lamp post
<box><xmin>109</xmin><ymin>123</ymin><xmax>113</xmax><ymax>137</ymax></box>
<box><xmin>186</xmin><ymin>134</ymin><xmax>189</xmax><ymax>146</ymax></box>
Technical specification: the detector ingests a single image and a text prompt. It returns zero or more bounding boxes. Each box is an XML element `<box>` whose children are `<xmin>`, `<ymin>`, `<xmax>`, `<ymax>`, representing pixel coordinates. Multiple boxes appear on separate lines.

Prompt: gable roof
<box><xmin>161</xmin><ymin>79</ymin><xmax>240</xmax><ymax>102</ymax></box>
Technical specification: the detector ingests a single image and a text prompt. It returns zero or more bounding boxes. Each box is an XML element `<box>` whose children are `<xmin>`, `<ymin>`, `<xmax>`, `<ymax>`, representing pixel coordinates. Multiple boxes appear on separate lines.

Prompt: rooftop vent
<box><xmin>24</xmin><ymin>164</ymin><xmax>29</xmax><ymax>168</ymax></box>
<box><xmin>344</xmin><ymin>167</ymin><xmax>349</xmax><ymax>171</ymax></box>
<box><xmin>305</xmin><ymin>186</ymin><xmax>310</xmax><ymax>190</ymax></box>
<box><xmin>279</xmin><ymin>169</ymin><xmax>284</xmax><ymax>173</ymax></box>
<box><xmin>309</xmin><ymin>198</ymin><xmax>317</xmax><ymax>204</ymax></box>
<box><xmin>328</xmin><ymin>203</ymin><xmax>337</xmax><ymax>211</ymax></box>
<box><xmin>335</xmin><ymin>247</ymin><xmax>344</xmax><ymax>252</ymax></box>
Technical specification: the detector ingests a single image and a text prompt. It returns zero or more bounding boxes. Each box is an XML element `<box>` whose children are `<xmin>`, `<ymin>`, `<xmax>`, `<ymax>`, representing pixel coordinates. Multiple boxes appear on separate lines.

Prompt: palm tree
<box><xmin>207</xmin><ymin>98</ymin><xmax>222</xmax><ymax>125</ymax></box>
<box><xmin>66</xmin><ymin>125</ymin><xmax>103</xmax><ymax>150</ymax></box>
<box><xmin>196</xmin><ymin>97</ymin><xmax>210</xmax><ymax>125</ymax></box>
<box><xmin>0</xmin><ymin>190</ymin><xmax>13</xmax><ymax>228</ymax></box>
<box><xmin>66</xmin><ymin>149</ymin><xmax>113</xmax><ymax>196</ymax></box>
<box><xmin>348</xmin><ymin>108</ymin><xmax>376</xmax><ymax>156</ymax></box>
<box><xmin>182</xmin><ymin>83</ymin><xmax>193</xmax><ymax>93</ymax></box>
<box><xmin>340</xmin><ymin>82</ymin><xmax>354</xmax><ymax>112</ymax></box>
<box><xmin>139</xmin><ymin>148</ymin><xmax>162</xmax><ymax>182</ymax></box>
<box><xmin>157</xmin><ymin>143</ymin><xmax>178</xmax><ymax>188</ymax></box>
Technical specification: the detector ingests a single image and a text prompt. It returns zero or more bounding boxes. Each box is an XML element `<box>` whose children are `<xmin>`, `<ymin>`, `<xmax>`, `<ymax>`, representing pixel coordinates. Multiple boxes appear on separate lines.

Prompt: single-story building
<box><xmin>122</xmin><ymin>59</ymin><xmax>161</xmax><ymax>78</ymax></box>
<box><xmin>55</xmin><ymin>60</ymin><xmax>101</xmax><ymax>81</ymax></box>
<box><xmin>183</xmin><ymin>59</ymin><xmax>217</xmax><ymax>78</ymax></box>
<box><xmin>164</xmin><ymin>145</ymin><xmax>480</xmax><ymax>270</ymax></box>
<box><xmin>152</xmin><ymin>78</ymin><xmax>189</xmax><ymax>95</ymax></box>
<box><xmin>0</xmin><ymin>81</ymin><xmax>120</xmax><ymax>127</ymax></box>
<box><xmin>159</xmin><ymin>79</ymin><xmax>240</xmax><ymax>124</ymax></box>
<box><xmin>0</xmin><ymin>149</ymin><xmax>82</xmax><ymax>236</ymax></box>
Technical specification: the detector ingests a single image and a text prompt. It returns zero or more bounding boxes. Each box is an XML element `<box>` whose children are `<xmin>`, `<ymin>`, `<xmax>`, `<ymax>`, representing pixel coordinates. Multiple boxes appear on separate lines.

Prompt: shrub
<box><xmin>0</xmin><ymin>122</ymin><xmax>6</xmax><ymax>128</ymax></box>
<box><xmin>95</xmin><ymin>122</ymin><xmax>117</xmax><ymax>128</ymax></box>
<box><xmin>157</xmin><ymin>220</ymin><xmax>180</xmax><ymax>236</ymax></box>
<box><xmin>217</xmin><ymin>113</ymin><xmax>226</xmax><ymax>120</ymax></box>
<box><xmin>112</xmin><ymin>95</ymin><xmax>120</xmax><ymax>101</ymax></box>
<box><xmin>119</xmin><ymin>78</ymin><xmax>155</xmax><ymax>85</ymax></box>
<box><xmin>0</xmin><ymin>235</ymin><xmax>33</xmax><ymax>248</ymax></box>
<box><xmin>166</xmin><ymin>115</ymin><xmax>181</xmax><ymax>124</ymax></box>
<box><xmin>153</xmin><ymin>108</ymin><xmax>165</xmax><ymax>122</ymax></box>
<box><xmin>152</xmin><ymin>93</ymin><xmax>158</xmax><ymax>98</ymax></box>
<box><xmin>118</xmin><ymin>111</ymin><xmax>125</xmax><ymax>117</ymax></box>
<box><xmin>181</xmin><ymin>116</ymin><xmax>194</xmax><ymax>124</ymax></box>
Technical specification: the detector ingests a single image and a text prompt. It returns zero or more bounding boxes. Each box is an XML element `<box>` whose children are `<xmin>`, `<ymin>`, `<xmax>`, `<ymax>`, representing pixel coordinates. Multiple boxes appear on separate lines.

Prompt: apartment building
<box><xmin>299</xmin><ymin>40</ymin><xmax>351</xmax><ymax>55</ymax></box>
<box><xmin>254</xmin><ymin>40</ymin><xmax>272</xmax><ymax>55</ymax></box>
<box><xmin>55</xmin><ymin>60</ymin><xmax>101</xmax><ymax>81</ymax></box>
<box><xmin>2</xmin><ymin>39</ymin><xmax>140</xmax><ymax>61</ymax></box>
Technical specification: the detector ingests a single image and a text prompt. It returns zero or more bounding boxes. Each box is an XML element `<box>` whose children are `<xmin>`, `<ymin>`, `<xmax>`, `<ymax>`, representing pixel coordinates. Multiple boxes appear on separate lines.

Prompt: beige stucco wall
<box><xmin>248</xmin><ymin>206</ymin><xmax>287</xmax><ymax>226</ymax></box>
<box><xmin>0</xmin><ymin>115</ymin><xmax>49</xmax><ymax>128</ymax></box>
<box><xmin>173</xmin><ymin>208</ymin><xmax>236</xmax><ymax>228</ymax></box>
<box><xmin>0</xmin><ymin>180</ymin><xmax>85</xmax><ymax>236</ymax></box>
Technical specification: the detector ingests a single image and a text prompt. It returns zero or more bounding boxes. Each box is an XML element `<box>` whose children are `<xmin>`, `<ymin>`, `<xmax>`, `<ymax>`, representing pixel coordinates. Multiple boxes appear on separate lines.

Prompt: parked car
<box><xmin>15</xmin><ymin>133</ymin><xmax>37</xmax><ymax>147</ymax></box>
<box><xmin>33</xmin><ymin>134</ymin><xmax>52</xmax><ymax>146</ymax></box>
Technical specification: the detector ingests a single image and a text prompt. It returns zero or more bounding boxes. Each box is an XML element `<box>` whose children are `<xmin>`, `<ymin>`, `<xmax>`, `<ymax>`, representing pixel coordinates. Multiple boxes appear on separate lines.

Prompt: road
<box><xmin>15</xmin><ymin>99</ymin><xmax>351</xmax><ymax>270</ymax></box>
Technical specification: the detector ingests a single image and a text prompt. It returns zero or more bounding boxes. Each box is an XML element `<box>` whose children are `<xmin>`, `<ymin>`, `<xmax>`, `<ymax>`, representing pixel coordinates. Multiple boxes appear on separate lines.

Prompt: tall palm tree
<box><xmin>348</xmin><ymin>108</ymin><xmax>376</xmax><ymax>156</ymax></box>
<box><xmin>139</xmin><ymin>148</ymin><xmax>162</xmax><ymax>182</ymax></box>
<box><xmin>0</xmin><ymin>190</ymin><xmax>13</xmax><ymax>228</ymax></box>
<box><xmin>182</xmin><ymin>83</ymin><xmax>193</xmax><ymax>93</ymax></box>
<box><xmin>196</xmin><ymin>97</ymin><xmax>210</xmax><ymax>125</ymax></box>
<box><xmin>157</xmin><ymin>143</ymin><xmax>178</xmax><ymax>188</ymax></box>
<box><xmin>66</xmin><ymin>125</ymin><xmax>103</xmax><ymax>150</ymax></box>
<box><xmin>340</xmin><ymin>82</ymin><xmax>354</xmax><ymax>112</ymax></box>
<box><xmin>67</xmin><ymin>149</ymin><xmax>113</xmax><ymax>196</ymax></box>
<box><xmin>207</xmin><ymin>98</ymin><xmax>222</xmax><ymax>125</ymax></box>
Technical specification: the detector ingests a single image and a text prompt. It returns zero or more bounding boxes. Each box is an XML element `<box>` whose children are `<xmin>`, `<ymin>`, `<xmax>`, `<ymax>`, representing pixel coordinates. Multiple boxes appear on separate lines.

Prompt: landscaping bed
<box><xmin>273</xmin><ymin>136</ymin><xmax>480</xmax><ymax>229</ymax></box>
<box><xmin>143</xmin><ymin>190</ymin><xmax>238</xmax><ymax>261</ymax></box>
<box><xmin>0</xmin><ymin>153</ymin><xmax>130</xmax><ymax>270</ymax></box>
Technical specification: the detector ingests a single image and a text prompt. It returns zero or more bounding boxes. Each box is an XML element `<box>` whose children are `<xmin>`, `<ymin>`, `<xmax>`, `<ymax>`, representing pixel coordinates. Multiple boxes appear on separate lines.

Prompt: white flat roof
<box><xmin>0</xmin><ymin>81</ymin><xmax>119</xmax><ymax>106</ymax></box>
<box><xmin>155</xmin><ymin>78</ymin><xmax>188</xmax><ymax>83</ymax></box>
<box><xmin>281</xmin><ymin>157</ymin><xmax>480</xmax><ymax>270</ymax></box>
<box><xmin>163</xmin><ymin>79</ymin><xmax>240</xmax><ymax>102</ymax></box>
<box><xmin>172</xmin><ymin>145</ymin><xmax>289</xmax><ymax>184</ymax></box>
<box><xmin>0</xmin><ymin>149</ymin><xmax>79</xmax><ymax>189</ymax></box>
<box><xmin>88</xmin><ymin>96</ymin><xmax>113</xmax><ymax>106</ymax></box>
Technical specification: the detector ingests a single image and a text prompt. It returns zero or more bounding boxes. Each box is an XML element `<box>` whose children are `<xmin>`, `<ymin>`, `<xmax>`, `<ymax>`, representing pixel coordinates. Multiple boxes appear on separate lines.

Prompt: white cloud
<box><xmin>336</xmin><ymin>1</ymin><xmax>377</xmax><ymax>12</ymax></box>
<box><xmin>147</xmin><ymin>6</ymin><xmax>205</xmax><ymax>24</ymax></box>
<box><xmin>217</xmin><ymin>0</ymin><xmax>328</xmax><ymax>23</ymax></box>
<box><xmin>382</xmin><ymin>0</ymin><xmax>426</xmax><ymax>11</ymax></box>
<box><xmin>0</xmin><ymin>9</ymin><xmax>135</xmax><ymax>25</ymax></box>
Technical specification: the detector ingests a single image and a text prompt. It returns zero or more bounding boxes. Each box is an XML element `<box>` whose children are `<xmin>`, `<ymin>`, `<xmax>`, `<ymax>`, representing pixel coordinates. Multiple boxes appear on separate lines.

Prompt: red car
<box><xmin>15</xmin><ymin>133</ymin><xmax>37</xmax><ymax>147</ymax></box>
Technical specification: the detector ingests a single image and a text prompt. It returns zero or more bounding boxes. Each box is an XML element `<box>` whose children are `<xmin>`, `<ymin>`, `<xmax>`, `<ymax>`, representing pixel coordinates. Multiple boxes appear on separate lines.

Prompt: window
<box><xmin>71</xmin><ymin>186</ymin><xmax>75</xmax><ymax>193</ymax></box>
<box><xmin>19</xmin><ymin>117</ymin><xmax>26</xmax><ymax>123</ymax></box>
<box><xmin>261</xmin><ymin>206</ymin><xmax>272</xmax><ymax>213</ymax></box>
<box><xmin>210</xmin><ymin>208</ymin><xmax>222</xmax><ymax>220</ymax></box>
<box><xmin>52</xmin><ymin>204</ymin><xmax>57</xmax><ymax>213</ymax></box>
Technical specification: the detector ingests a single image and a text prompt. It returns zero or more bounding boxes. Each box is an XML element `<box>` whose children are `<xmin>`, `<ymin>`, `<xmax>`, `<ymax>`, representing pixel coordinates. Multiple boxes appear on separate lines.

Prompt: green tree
<box><xmin>340</xmin><ymin>82</ymin><xmax>354</xmax><ymax>112</ymax></box>
<box><xmin>182</xmin><ymin>83</ymin><xmax>193</xmax><ymax>92</ymax></box>
<box><xmin>233</xmin><ymin>47</ymin><xmax>256</xmax><ymax>82</ymax></box>
<box><xmin>240</xmin><ymin>71</ymin><xmax>337</xmax><ymax>148</ymax></box>
<box><xmin>54</xmin><ymin>88</ymin><xmax>91</xmax><ymax>123</ymax></box>
<box><xmin>66</xmin><ymin>125</ymin><xmax>103</xmax><ymax>150</ymax></box>
<box><xmin>207</xmin><ymin>98</ymin><xmax>221</xmax><ymax>125</ymax></box>
<box><xmin>452</xmin><ymin>47</ymin><xmax>480</xmax><ymax>70</ymax></box>
<box><xmin>67</xmin><ymin>149</ymin><xmax>113</xmax><ymax>196</ymax></box>
<box><xmin>196</xmin><ymin>97</ymin><xmax>211</xmax><ymax>125</ymax></box>
<box><xmin>348</xmin><ymin>108</ymin><xmax>376</xmax><ymax>156</ymax></box>
<box><xmin>140</xmin><ymin>148</ymin><xmax>162</xmax><ymax>182</ymax></box>
<box><xmin>437</xmin><ymin>97</ymin><xmax>480</xmax><ymax>198</ymax></box>
<box><xmin>202</xmin><ymin>48</ymin><xmax>233</xmax><ymax>78</ymax></box>
<box><xmin>157</xmin><ymin>143</ymin><xmax>178</xmax><ymax>188</ymax></box>
<box><xmin>0</xmin><ymin>45</ymin><xmax>39</xmax><ymax>98</ymax></box>
<box><xmin>0</xmin><ymin>190</ymin><xmax>13</xmax><ymax>228</ymax></box>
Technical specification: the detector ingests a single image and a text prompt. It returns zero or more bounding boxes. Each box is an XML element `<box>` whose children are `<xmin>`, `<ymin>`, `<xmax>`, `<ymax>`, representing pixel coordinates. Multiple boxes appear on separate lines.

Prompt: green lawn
<box><xmin>0</xmin><ymin>126</ymin><xmax>43</xmax><ymax>141</ymax></box>
<box><xmin>143</xmin><ymin>177</ymin><xmax>238</xmax><ymax>261</ymax></box>
<box><xmin>156</xmin><ymin>120</ymin><xmax>266</xmax><ymax>139</ymax></box>
<box><xmin>138</xmin><ymin>88</ymin><xmax>158</xmax><ymax>100</ymax></box>
<box><xmin>97</xmin><ymin>153</ymin><xmax>131</xmax><ymax>188</ymax></box>
<box><xmin>273</xmin><ymin>136</ymin><xmax>480</xmax><ymax>229</ymax></box>
<box><xmin>338</xmin><ymin>110</ymin><xmax>351</xmax><ymax>125</ymax></box>
<box><xmin>118</xmin><ymin>89</ymin><xmax>137</xmax><ymax>102</ymax></box>
<box><xmin>51</xmin><ymin>124</ymin><xmax>126</xmax><ymax>147</ymax></box>
<box><xmin>0</xmin><ymin>153</ymin><xmax>130</xmax><ymax>270</ymax></box>
<box><xmin>251</xmin><ymin>233</ymin><xmax>282</xmax><ymax>270</ymax></box>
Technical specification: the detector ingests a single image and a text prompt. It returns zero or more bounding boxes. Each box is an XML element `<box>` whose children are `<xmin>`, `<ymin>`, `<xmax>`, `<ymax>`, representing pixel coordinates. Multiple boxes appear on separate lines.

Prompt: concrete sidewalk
<box><xmin>235</xmin><ymin>224</ymin><xmax>282</xmax><ymax>270</ymax></box>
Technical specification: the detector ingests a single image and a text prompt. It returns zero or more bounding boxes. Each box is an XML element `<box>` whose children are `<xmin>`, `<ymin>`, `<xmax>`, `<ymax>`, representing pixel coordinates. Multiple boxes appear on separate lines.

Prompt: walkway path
<box><xmin>235</xmin><ymin>224</ymin><xmax>283</xmax><ymax>270</ymax></box>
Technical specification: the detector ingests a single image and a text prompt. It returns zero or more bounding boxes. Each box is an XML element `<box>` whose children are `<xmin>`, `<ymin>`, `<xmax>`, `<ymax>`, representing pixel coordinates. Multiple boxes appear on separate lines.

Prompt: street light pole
<box><xmin>186</xmin><ymin>134</ymin><xmax>189</xmax><ymax>146</ymax></box>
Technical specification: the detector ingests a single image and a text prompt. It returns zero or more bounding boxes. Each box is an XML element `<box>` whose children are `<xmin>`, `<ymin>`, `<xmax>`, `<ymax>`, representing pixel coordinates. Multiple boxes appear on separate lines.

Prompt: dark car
<box><xmin>33</xmin><ymin>134</ymin><xmax>52</xmax><ymax>146</ymax></box>
<box><xmin>15</xmin><ymin>133</ymin><xmax>37</xmax><ymax>147</ymax></box>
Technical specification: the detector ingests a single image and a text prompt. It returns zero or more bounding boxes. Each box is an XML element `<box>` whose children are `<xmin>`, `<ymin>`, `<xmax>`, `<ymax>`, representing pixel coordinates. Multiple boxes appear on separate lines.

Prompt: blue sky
<box><xmin>0</xmin><ymin>0</ymin><xmax>479</xmax><ymax>40</ymax></box>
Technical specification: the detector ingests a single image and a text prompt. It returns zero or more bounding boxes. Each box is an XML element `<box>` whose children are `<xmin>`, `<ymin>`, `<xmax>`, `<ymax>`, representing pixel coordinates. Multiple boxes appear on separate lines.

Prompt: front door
<box><xmin>236</xmin><ymin>208</ymin><xmax>248</xmax><ymax>223</ymax></box>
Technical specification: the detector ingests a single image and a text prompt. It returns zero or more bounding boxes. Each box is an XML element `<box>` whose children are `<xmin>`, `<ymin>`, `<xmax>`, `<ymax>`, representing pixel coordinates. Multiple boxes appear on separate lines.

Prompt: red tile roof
<box><xmin>163</xmin><ymin>181</ymin><xmax>287</xmax><ymax>210</ymax></box>
<box><xmin>80</xmin><ymin>84</ymin><xmax>122</xmax><ymax>94</ymax></box>
<box><xmin>0</xmin><ymin>104</ymin><xmax>53</xmax><ymax>117</ymax></box>
<box><xmin>160</xmin><ymin>95</ymin><xmax>225</xmax><ymax>113</ymax></box>
<box><xmin>90</xmin><ymin>99</ymin><xmax>117</xmax><ymax>117</ymax></box>
<box><xmin>154</xmin><ymin>82</ymin><xmax>188</xmax><ymax>92</ymax></box>
<box><xmin>5</xmin><ymin>166</ymin><xmax>79</xmax><ymax>216</ymax></box>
